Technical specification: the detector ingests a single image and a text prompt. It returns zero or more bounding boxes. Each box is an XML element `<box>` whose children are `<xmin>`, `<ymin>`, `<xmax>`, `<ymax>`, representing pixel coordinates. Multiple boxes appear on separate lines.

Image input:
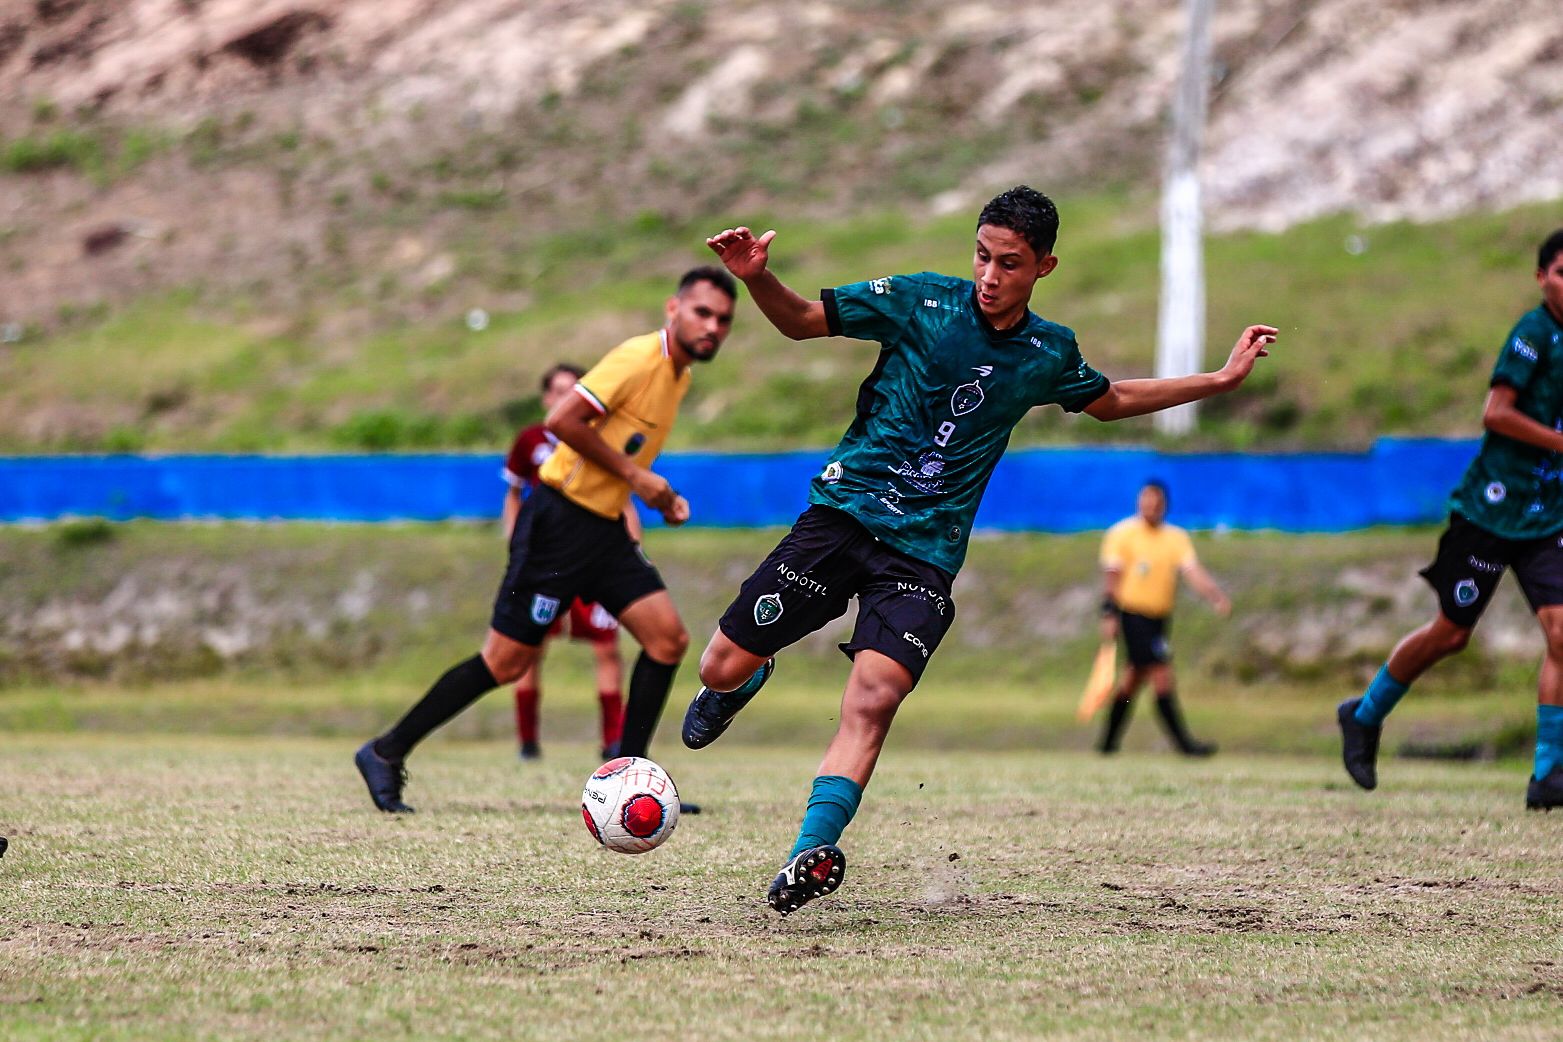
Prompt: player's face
<box><xmin>1138</xmin><ymin>486</ymin><xmax>1167</xmax><ymax>525</ymax></box>
<box><xmin>973</xmin><ymin>225</ymin><xmax>1058</xmax><ymax>326</ymax></box>
<box><xmin>1538</xmin><ymin>253</ymin><xmax>1563</xmax><ymax>318</ymax></box>
<box><xmin>665</xmin><ymin>280</ymin><xmax>735</xmax><ymax>364</ymax></box>
<box><xmin>540</xmin><ymin>372</ymin><xmax>577</xmax><ymax>411</ymax></box>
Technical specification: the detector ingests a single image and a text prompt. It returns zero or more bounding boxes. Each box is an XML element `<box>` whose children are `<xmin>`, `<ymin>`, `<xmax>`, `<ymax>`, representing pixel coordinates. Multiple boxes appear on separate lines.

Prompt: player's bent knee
<box><xmin>643</xmin><ymin>626</ymin><xmax>689</xmax><ymax>665</ymax></box>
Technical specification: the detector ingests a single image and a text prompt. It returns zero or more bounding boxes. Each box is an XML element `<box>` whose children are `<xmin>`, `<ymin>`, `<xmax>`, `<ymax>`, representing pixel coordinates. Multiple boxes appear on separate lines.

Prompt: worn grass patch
<box><xmin>1</xmin><ymin>735</ymin><xmax>1559</xmax><ymax>1041</ymax></box>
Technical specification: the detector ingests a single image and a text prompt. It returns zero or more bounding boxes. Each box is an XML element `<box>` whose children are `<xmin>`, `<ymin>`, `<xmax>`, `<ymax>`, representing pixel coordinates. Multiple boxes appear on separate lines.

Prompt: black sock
<box><xmin>1153</xmin><ymin>691</ymin><xmax>1198</xmax><ymax>752</ymax></box>
<box><xmin>617</xmin><ymin>653</ymin><xmax>680</xmax><ymax>758</ymax></box>
<box><xmin>376</xmin><ymin>654</ymin><xmax>499</xmax><ymax>761</ymax></box>
<box><xmin>1100</xmin><ymin>695</ymin><xmax>1134</xmax><ymax>752</ymax></box>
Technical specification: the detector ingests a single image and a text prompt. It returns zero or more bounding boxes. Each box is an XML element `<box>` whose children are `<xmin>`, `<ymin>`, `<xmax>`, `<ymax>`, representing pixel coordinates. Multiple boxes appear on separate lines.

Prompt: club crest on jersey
<box><xmin>754</xmin><ymin>593</ymin><xmax>784</xmax><ymax>626</ymax></box>
<box><xmin>951</xmin><ymin>375</ymin><xmax>986</xmax><ymax>416</ymax></box>
<box><xmin>1453</xmin><ymin>579</ymin><xmax>1479</xmax><ymax>608</ymax></box>
<box><xmin>1485</xmin><ymin>481</ymin><xmax>1506</xmax><ymax>504</ymax></box>
<box><xmin>530</xmin><ymin>594</ymin><xmax>561</xmax><ymax>625</ymax></box>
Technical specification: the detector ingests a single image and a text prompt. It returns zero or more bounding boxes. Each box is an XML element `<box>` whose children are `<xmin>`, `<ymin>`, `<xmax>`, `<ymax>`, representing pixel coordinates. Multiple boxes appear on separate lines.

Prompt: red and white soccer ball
<box><xmin>581</xmin><ymin>756</ymin><xmax>680</xmax><ymax>854</ymax></box>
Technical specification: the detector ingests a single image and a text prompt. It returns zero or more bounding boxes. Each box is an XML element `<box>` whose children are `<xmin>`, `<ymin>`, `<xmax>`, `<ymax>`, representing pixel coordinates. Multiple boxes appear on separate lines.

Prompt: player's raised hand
<box><xmin>706</xmin><ymin>226</ymin><xmax>777</xmax><ymax>281</ymax></box>
<box><xmin>1219</xmin><ymin>325</ymin><xmax>1279</xmax><ymax>386</ymax></box>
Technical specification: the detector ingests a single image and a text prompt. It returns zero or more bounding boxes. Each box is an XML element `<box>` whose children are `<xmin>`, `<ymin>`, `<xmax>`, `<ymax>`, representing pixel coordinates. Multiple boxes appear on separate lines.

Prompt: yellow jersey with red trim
<box><xmin>538</xmin><ymin>330</ymin><xmax>690</xmax><ymax>519</ymax></box>
<box><xmin>1100</xmin><ymin>516</ymin><xmax>1196</xmax><ymax>619</ymax></box>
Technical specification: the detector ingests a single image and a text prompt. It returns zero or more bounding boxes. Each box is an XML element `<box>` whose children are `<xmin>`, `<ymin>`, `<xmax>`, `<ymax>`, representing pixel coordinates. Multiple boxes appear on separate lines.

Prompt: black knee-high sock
<box><xmin>376</xmin><ymin>654</ymin><xmax>499</xmax><ymax>761</ymax></box>
<box><xmin>1100</xmin><ymin>695</ymin><xmax>1134</xmax><ymax>752</ymax></box>
<box><xmin>617</xmin><ymin>653</ymin><xmax>679</xmax><ymax>758</ymax></box>
<box><xmin>1153</xmin><ymin>691</ymin><xmax>1197</xmax><ymax>752</ymax></box>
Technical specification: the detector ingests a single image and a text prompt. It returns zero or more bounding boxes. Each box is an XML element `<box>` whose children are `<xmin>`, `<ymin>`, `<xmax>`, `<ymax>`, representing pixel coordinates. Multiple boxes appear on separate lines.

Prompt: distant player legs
<box><xmin>612</xmin><ymin>590</ymin><xmax>691</xmax><ymax>759</ymax></box>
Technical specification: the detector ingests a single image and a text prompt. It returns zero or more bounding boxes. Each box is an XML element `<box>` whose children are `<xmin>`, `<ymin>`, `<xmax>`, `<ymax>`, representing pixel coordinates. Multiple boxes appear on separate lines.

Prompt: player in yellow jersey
<box><xmin>355</xmin><ymin>267</ymin><xmax>738</xmax><ymax>813</ymax></box>
<box><xmin>1096</xmin><ymin>480</ymin><xmax>1230</xmax><ymax>756</ymax></box>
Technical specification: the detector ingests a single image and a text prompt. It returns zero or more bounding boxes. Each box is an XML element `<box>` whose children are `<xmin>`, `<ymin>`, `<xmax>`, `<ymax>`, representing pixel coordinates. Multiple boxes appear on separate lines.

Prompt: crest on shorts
<box><xmin>530</xmin><ymin>594</ymin><xmax>561</xmax><ymax>625</ymax></box>
<box><xmin>1485</xmin><ymin>482</ymin><xmax>1506</xmax><ymax>504</ymax></box>
<box><xmin>1453</xmin><ymin>579</ymin><xmax>1479</xmax><ymax>608</ymax></box>
<box><xmin>753</xmin><ymin>593</ymin><xmax>784</xmax><ymax>626</ymax></box>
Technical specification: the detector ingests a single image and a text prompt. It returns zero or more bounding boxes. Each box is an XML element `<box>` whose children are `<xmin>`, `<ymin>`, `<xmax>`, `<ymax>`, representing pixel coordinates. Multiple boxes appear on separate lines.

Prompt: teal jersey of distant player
<box><xmin>1450</xmin><ymin>304</ymin><xmax>1563</xmax><ymax>539</ymax></box>
<box><xmin>809</xmin><ymin>271</ymin><xmax>1110</xmax><ymax>574</ymax></box>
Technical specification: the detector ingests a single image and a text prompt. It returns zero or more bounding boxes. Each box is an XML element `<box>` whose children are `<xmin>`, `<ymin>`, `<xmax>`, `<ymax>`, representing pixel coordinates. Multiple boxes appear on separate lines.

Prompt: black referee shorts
<box><xmin>1118</xmin><ymin>610</ymin><xmax>1172</xmax><ymax>668</ymax></box>
<box><xmin>490</xmin><ymin>485</ymin><xmax>665</xmax><ymax>645</ymax></box>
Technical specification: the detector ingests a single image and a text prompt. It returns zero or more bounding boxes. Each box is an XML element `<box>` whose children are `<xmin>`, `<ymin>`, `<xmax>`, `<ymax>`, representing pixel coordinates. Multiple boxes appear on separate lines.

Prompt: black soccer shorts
<box><xmin>1419</xmin><ymin>512</ymin><xmax>1563</xmax><ymax>628</ymax></box>
<box><xmin>490</xmin><ymin>484</ymin><xmax>665</xmax><ymax>645</ymax></box>
<box><xmin>717</xmin><ymin>505</ymin><xmax>956</xmax><ymax>685</ymax></box>
<box><xmin>1118</xmin><ymin>610</ymin><xmax>1172</xmax><ymax>668</ymax></box>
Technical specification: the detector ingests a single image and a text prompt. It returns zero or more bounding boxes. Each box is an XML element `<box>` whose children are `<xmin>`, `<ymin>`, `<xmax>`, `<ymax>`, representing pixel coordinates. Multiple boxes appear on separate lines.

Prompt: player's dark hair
<box><xmin>678</xmin><ymin>265</ymin><xmax>738</xmax><ymax>301</ymax></box>
<box><xmin>539</xmin><ymin>362</ymin><xmax>585</xmax><ymax>394</ymax></box>
<box><xmin>977</xmin><ymin>185</ymin><xmax>1060</xmax><ymax>258</ymax></box>
<box><xmin>1142</xmin><ymin>478</ymin><xmax>1170</xmax><ymax>509</ymax></box>
<box><xmin>1539</xmin><ymin>230</ymin><xmax>1563</xmax><ymax>272</ymax></box>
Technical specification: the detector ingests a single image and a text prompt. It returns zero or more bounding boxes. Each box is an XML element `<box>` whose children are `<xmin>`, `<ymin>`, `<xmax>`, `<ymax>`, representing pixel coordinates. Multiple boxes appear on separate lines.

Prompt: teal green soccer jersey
<box><xmin>809</xmin><ymin>271</ymin><xmax>1109</xmax><ymax>574</ymax></box>
<box><xmin>1450</xmin><ymin>304</ymin><xmax>1563</xmax><ymax>539</ymax></box>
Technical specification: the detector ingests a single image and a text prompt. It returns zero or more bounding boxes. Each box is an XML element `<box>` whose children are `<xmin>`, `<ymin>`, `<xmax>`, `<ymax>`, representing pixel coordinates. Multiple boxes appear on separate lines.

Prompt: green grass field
<box><xmin>3</xmin><ymin>733</ymin><xmax>1559</xmax><ymax>1042</ymax></box>
<box><xmin>4</xmin><ymin>523</ymin><xmax>1560</xmax><ymax>1039</ymax></box>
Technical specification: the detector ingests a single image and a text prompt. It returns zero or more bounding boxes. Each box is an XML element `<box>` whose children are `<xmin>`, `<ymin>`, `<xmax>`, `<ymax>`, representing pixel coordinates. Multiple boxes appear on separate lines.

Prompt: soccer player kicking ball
<box><xmin>687</xmin><ymin>186</ymin><xmax>1278</xmax><ymax>914</ymax></box>
<box><xmin>1339</xmin><ymin>230</ymin><xmax>1563</xmax><ymax>811</ymax></box>
<box><xmin>354</xmin><ymin>267</ymin><xmax>739</xmax><ymax>814</ymax></box>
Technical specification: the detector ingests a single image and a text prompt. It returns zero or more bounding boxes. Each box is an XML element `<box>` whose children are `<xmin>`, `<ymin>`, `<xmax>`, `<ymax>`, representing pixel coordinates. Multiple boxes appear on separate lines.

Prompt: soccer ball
<box><xmin>581</xmin><ymin>756</ymin><xmax>680</xmax><ymax>854</ymax></box>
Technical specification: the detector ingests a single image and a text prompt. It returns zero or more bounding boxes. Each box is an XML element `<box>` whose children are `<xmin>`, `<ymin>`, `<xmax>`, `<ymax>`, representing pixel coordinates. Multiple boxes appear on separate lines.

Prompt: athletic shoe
<box><xmin>1526</xmin><ymin>766</ymin><xmax>1563</xmax><ymax>811</ymax></box>
<box><xmin>355</xmin><ymin>740</ymin><xmax>415</xmax><ymax>813</ymax></box>
<box><xmin>1337</xmin><ymin>697</ymin><xmax>1380</xmax><ymax>791</ymax></box>
<box><xmin>680</xmin><ymin>801</ymin><xmax>702</xmax><ymax>815</ymax></box>
<box><xmin>0</xmin><ymin>836</ymin><xmax>7</xmax><ymax>859</ymax></box>
<box><xmin>682</xmin><ymin>658</ymin><xmax>775</xmax><ymax>749</ymax></box>
<box><xmin>600</xmin><ymin>742</ymin><xmax>619</xmax><ymax>760</ymax></box>
<box><xmin>1180</xmin><ymin>740</ymin><xmax>1219</xmax><ymax>758</ymax></box>
<box><xmin>519</xmin><ymin>741</ymin><xmax>541</xmax><ymax>761</ymax></box>
<box><xmin>767</xmin><ymin>844</ymin><xmax>846</xmax><ymax>916</ymax></box>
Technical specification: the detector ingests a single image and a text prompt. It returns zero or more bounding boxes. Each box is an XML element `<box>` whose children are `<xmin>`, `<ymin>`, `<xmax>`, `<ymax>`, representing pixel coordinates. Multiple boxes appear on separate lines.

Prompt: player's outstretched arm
<box><xmin>706</xmin><ymin>226</ymin><xmax>830</xmax><ymax>340</ymax></box>
<box><xmin>1084</xmin><ymin>325</ymin><xmax>1278</xmax><ymax>422</ymax></box>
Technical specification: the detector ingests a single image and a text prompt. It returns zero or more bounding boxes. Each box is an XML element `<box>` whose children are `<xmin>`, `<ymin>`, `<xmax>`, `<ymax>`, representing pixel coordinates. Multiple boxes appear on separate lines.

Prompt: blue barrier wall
<box><xmin>0</xmin><ymin>438</ymin><xmax>1477</xmax><ymax>531</ymax></box>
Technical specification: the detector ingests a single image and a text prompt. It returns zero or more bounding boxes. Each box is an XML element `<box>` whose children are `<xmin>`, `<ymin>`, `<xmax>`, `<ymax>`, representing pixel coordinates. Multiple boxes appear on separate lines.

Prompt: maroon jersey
<box><xmin>502</xmin><ymin>423</ymin><xmax>557</xmax><ymax>491</ymax></box>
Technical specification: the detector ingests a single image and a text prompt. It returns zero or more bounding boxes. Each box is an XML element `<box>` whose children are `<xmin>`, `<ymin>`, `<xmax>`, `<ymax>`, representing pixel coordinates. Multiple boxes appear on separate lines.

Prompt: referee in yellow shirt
<box><xmin>1097</xmin><ymin>480</ymin><xmax>1230</xmax><ymax>757</ymax></box>
<box><xmin>354</xmin><ymin>267</ymin><xmax>738</xmax><ymax>813</ymax></box>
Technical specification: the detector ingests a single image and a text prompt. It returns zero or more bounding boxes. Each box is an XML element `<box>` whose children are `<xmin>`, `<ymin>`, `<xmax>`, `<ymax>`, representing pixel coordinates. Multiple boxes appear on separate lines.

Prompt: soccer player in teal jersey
<box><xmin>684</xmin><ymin>186</ymin><xmax>1279</xmax><ymax>914</ymax></box>
<box><xmin>1340</xmin><ymin>229</ymin><xmax>1563</xmax><ymax>811</ymax></box>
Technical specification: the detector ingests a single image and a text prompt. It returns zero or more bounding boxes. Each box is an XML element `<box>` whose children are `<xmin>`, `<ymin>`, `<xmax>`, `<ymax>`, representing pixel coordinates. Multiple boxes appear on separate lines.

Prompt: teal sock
<box><xmin>1354</xmin><ymin>664</ymin><xmax>1410</xmax><ymax>726</ymax></box>
<box><xmin>788</xmin><ymin>775</ymin><xmax>863</xmax><ymax>859</ymax></box>
<box><xmin>1535</xmin><ymin>705</ymin><xmax>1563</xmax><ymax>781</ymax></box>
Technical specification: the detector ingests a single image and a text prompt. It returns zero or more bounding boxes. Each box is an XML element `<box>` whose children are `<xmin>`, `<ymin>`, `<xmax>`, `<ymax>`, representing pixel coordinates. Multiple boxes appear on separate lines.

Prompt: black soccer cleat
<box><xmin>682</xmin><ymin>657</ymin><xmax>775</xmax><ymax>749</ymax></box>
<box><xmin>1526</xmin><ymin>766</ymin><xmax>1563</xmax><ymax>811</ymax></box>
<box><xmin>1180</xmin><ymin>740</ymin><xmax>1219</xmax><ymax>758</ymax></box>
<box><xmin>767</xmin><ymin>844</ymin><xmax>846</xmax><ymax>916</ymax></box>
<box><xmin>680</xmin><ymin>801</ymin><xmax>702</xmax><ymax>815</ymax></box>
<box><xmin>1337</xmin><ymin>697</ymin><xmax>1381</xmax><ymax>791</ymax></box>
<box><xmin>519</xmin><ymin>741</ymin><xmax>541</xmax><ymax>761</ymax></box>
<box><xmin>355</xmin><ymin>740</ymin><xmax>415</xmax><ymax>813</ymax></box>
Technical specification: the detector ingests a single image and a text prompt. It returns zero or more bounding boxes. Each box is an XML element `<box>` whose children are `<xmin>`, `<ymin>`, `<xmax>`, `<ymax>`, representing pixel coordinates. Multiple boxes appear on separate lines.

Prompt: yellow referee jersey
<box><xmin>538</xmin><ymin>329</ymin><xmax>690</xmax><ymax>519</ymax></box>
<box><xmin>1100</xmin><ymin>516</ymin><xmax>1196</xmax><ymax>619</ymax></box>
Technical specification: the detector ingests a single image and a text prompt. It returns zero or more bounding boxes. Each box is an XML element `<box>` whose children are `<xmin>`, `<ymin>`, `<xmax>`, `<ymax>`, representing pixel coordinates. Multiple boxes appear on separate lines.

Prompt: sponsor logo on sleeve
<box><xmin>1511</xmin><ymin>337</ymin><xmax>1539</xmax><ymax>362</ymax></box>
<box><xmin>753</xmin><ymin>593</ymin><xmax>784</xmax><ymax>626</ymax></box>
<box><xmin>1453</xmin><ymin>579</ymin><xmax>1480</xmax><ymax>608</ymax></box>
<box><xmin>822</xmin><ymin>460</ymin><xmax>844</xmax><ymax>484</ymax></box>
<box><xmin>530</xmin><ymin>594</ymin><xmax>561</xmax><ymax>625</ymax></box>
<box><xmin>870</xmin><ymin>277</ymin><xmax>891</xmax><ymax>295</ymax></box>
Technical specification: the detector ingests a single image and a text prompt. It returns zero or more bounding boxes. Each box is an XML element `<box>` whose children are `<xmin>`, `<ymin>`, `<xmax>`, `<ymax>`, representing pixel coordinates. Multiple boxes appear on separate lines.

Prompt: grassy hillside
<box><xmin>4</xmin><ymin>194</ymin><xmax>1556</xmax><ymax>454</ymax></box>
